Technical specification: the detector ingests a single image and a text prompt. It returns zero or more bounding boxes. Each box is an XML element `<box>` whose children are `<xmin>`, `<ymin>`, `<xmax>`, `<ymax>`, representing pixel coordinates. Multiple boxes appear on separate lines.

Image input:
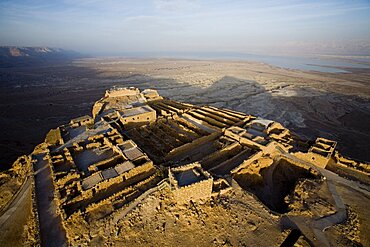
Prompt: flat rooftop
<box><xmin>120</xmin><ymin>105</ymin><xmax>155</xmax><ymax>117</ymax></box>
<box><xmin>172</xmin><ymin>165</ymin><xmax>209</xmax><ymax>187</ymax></box>
<box><xmin>174</xmin><ymin>169</ymin><xmax>206</xmax><ymax>187</ymax></box>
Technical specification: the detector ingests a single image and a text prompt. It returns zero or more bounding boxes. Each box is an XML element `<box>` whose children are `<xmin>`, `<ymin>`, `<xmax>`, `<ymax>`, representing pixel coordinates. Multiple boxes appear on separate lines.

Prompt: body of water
<box><xmin>239</xmin><ymin>54</ymin><xmax>370</xmax><ymax>73</ymax></box>
<box><xmin>115</xmin><ymin>51</ymin><xmax>370</xmax><ymax>73</ymax></box>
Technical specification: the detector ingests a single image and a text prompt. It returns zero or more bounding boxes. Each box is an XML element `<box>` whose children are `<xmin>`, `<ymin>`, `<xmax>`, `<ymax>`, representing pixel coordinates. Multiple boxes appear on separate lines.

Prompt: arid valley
<box><xmin>0</xmin><ymin>56</ymin><xmax>370</xmax><ymax>246</ymax></box>
<box><xmin>2</xmin><ymin>1</ymin><xmax>370</xmax><ymax>246</ymax></box>
<box><xmin>1</xmin><ymin>57</ymin><xmax>370</xmax><ymax>169</ymax></box>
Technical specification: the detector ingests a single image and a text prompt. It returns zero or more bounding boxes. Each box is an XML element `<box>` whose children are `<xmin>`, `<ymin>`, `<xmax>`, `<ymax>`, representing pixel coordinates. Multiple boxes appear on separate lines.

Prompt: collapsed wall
<box><xmin>233</xmin><ymin>156</ymin><xmax>320</xmax><ymax>213</ymax></box>
<box><xmin>169</xmin><ymin>163</ymin><xmax>213</xmax><ymax>204</ymax></box>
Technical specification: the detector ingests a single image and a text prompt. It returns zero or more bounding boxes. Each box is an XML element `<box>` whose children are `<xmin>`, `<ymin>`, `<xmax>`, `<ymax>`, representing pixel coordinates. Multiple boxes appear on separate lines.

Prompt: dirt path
<box><xmin>0</xmin><ymin>177</ymin><xmax>32</xmax><ymax>246</ymax></box>
<box><xmin>0</xmin><ymin>177</ymin><xmax>31</xmax><ymax>225</ymax></box>
<box><xmin>280</xmin><ymin>151</ymin><xmax>370</xmax><ymax>246</ymax></box>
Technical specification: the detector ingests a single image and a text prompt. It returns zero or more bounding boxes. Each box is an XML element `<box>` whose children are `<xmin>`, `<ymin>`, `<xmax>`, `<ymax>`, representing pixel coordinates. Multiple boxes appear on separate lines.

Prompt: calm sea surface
<box><xmin>239</xmin><ymin>54</ymin><xmax>370</xmax><ymax>73</ymax></box>
<box><xmin>119</xmin><ymin>52</ymin><xmax>370</xmax><ymax>73</ymax></box>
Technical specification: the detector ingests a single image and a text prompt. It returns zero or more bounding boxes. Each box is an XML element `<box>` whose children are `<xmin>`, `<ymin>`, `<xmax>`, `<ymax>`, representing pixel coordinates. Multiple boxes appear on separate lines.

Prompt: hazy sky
<box><xmin>1</xmin><ymin>0</ymin><xmax>370</xmax><ymax>55</ymax></box>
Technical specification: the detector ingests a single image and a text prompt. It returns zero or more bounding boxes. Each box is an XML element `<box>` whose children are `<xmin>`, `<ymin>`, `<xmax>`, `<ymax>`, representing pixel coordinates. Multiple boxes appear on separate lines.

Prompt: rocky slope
<box><xmin>0</xmin><ymin>46</ymin><xmax>84</xmax><ymax>67</ymax></box>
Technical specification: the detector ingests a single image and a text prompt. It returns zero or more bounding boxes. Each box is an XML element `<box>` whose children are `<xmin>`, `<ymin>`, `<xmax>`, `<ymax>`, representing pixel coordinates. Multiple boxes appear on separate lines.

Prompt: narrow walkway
<box><xmin>0</xmin><ymin>177</ymin><xmax>31</xmax><ymax>223</ymax></box>
<box><xmin>33</xmin><ymin>153</ymin><xmax>68</xmax><ymax>247</ymax></box>
<box><xmin>284</xmin><ymin>180</ymin><xmax>347</xmax><ymax>247</ymax></box>
<box><xmin>0</xmin><ymin>177</ymin><xmax>32</xmax><ymax>246</ymax></box>
<box><xmin>277</xmin><ymin>151</ymin><xmax>367</xmax><ymax>246</ymax></box>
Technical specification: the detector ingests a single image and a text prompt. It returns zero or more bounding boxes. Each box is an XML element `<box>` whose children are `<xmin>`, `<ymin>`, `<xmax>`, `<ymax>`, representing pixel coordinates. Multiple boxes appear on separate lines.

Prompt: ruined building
<box><xmin>2</xmin><ymin>87</ymin><xmax>369</xmax><ymax>246</ymax></box>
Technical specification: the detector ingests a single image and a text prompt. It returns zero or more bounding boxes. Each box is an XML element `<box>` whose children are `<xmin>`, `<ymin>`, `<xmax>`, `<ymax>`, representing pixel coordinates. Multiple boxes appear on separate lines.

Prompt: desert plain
<box><xmin>0</xmin><ymin>57</ymin><xmax>370</xmax><ymax>246</ymax></box>
<box><xmin>1</xmin><ymin>57</ymin><xmax>369</xmax><ymax>169</ymax></box>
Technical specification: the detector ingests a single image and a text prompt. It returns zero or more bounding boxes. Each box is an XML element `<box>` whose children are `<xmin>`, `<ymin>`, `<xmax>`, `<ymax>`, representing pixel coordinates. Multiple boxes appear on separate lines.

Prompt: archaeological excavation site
<box><xmin>1</xmin><ymin>87</ymin><xmax>369</xmax><ymax>247</ymax></box>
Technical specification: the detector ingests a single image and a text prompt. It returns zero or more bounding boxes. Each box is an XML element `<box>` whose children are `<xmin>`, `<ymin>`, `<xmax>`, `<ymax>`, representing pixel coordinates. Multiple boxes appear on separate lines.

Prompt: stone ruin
<box><xmin>16</xmin><ymin>86</ymin><xmax>369</xmax><ymax>246</ymax></box>
<box><xmin>169</xmin><ymin>162</ymin><xmax>213</xmax><ymax>204</ymax></box>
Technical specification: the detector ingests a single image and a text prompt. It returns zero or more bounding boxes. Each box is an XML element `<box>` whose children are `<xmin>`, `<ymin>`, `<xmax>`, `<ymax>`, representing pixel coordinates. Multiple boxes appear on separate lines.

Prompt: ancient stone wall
<box><xmin>181</xmin><ymin>113</ymin><xmax>220</xmax><ymax>132</ymax></box>
<box><xmin>45</xmin><ymin>128</ymin><xmax>63</xmax><ymax>146</ymax></box>
<box><xmin>85</xmin><ymin>172</ymin><xmax>161</xmax><ymax>218</ymax></box>
<box><xmin>55</xmin><ymin>173</ymin><xmax>80</xmax><ymax>188</ymax></box>
<box><xmin>172</xmin><ymin>178</ymin><xmax>213</xmax><ymax>204</ymax></box>
<box><xmin>105</xmin><ymin>88</ymin><xmax>140</xmax><ymax>98</ymax></box>
<box><xmin>62</xmin><ymin>161</ymin><xmax>156</xmax><ymax>216</ymax></box>
<box><xmin>92</xmin><ymin>100</ymin><xmax>105</xmax><ymax>118</ymax></box>
<box><xmin>165</xmin><ymin>132</ymin><xmax>221</xmax><ymax>161</ymax></box>
<box><xmin>201</xmin><ymin>142</ymin><xmax>242</xmax><ymax>170</ymax></box>
<box><xmin>119</xmin><ymin>109</ymin><xmax>156</xmax><ymax>125</ymax></box>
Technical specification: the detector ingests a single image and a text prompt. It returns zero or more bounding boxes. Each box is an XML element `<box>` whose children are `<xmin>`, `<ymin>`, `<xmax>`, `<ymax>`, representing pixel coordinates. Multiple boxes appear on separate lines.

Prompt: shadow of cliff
<box><xmin>107</xmin><ymin>73</ymin><xmax>370</xmax><ymax>162</ymax></box>
<box><xmin>1</xmin><ymin>63</ymin><xmax>369</xmax><ymax>169</ymax></box>
<box><xmin>124</xmin><ymin>74</ymin><xmax>369</xmax><ymax>162</ymax></box>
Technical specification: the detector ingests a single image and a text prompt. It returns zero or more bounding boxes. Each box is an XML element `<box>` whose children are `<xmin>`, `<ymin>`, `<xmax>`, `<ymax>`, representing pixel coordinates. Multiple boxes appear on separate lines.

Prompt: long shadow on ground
<box><xmin>1</xmin><ymin>64</ymin><xmax>369</xmax><ymax>169</ymax></box>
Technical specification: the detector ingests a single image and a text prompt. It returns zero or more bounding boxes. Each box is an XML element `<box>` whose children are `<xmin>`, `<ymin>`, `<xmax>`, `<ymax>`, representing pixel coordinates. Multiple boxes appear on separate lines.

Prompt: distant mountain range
<box><xmin>0</xmin><ymin>46</ymin><xmax>86</xmax><ymax>67</ymax></box>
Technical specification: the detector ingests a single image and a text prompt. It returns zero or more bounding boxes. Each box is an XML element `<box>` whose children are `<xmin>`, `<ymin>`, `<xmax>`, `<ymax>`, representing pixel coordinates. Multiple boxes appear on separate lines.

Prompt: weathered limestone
<box><xmin>7</xmin><ymin>86</ymin><xmax>367</xmax><ymax>246</ymax></box>
<box><xmin>45</xmin><ymin>128</ymin><xmax>64</xmax><ymax>146</ymax></box>
<box><xmin>118</xmin><ymin>105</ymin><xmax>156</xmax><ymax>125</ymax></box>
<box><xmin>169</xmin><ymin>163</ymin><xmax>213</xmax><ymax>204</ymax></box>
<box><xmin>142</xmin><ymin>89</ymin><xmax>162</xmax><ymax>101</ymax></box>
<box><xmin>105</xmin><ymin>87</ymin><xmax>140</xmax><ymax>98</ymax></box>
<box><xmin>296</xmin><ymin>138</ymin><xmax>337</xmax><ymax>168</ymax></box>
<box><xmin>224</xmin><ymin>126</ymin><xmax>264</xmax><ymax>150</ymax></box>
<box><xmin>70</xmin><ymin>115</ymin><xmax>94</xmax><ymax>127</ymax></box>
<box><xmin>92</xmin><ymin>101</ymin><xmax>104</xmax><ymax>118</ymax></box>
<box><xmin>0</xmin><ymin>155</ymin><xmax>32</xmax><ymax>210</ymax></box>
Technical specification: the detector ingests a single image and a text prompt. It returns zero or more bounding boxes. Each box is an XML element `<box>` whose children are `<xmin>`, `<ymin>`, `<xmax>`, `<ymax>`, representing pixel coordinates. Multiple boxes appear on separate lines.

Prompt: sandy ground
<box><xmin>115</xmin><ymin>188</ymin><xmax>282</xmax><ymax>247</ymax></box>
<box><xmin>0</xmin><ymin>58</ymin><xmax>369</xmax><ymax>169</ymax></box>
<box><xmin>64</xmin><ymin>187</ymin><xmax>285</xmax><ymax>246</ymax></box>
<box><xmin>63</xmin><ymin>178</ymin><xmax>369</xmax><ymax>246</ymax></box>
